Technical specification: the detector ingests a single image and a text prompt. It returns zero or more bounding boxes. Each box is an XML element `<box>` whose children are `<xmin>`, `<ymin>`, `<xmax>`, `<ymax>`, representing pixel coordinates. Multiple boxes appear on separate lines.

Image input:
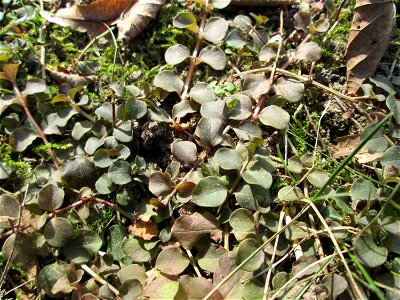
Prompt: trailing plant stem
<box><xmin>13</xmin><ymin>83</ymin><xmax>60</xmax><ymax>169</ymax></box>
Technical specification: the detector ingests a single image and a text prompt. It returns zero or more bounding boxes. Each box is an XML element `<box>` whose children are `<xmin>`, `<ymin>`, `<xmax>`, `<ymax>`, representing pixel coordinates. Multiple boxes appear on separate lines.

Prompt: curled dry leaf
<box><xmin>41</xmin><ymin>0</ymin><xmax>165</xmax><ymax>41</ymax></box>
<box><xmin>345</xmin><ymin>0</ymin><xmax>396</xmax><ymax>94</ymax></box>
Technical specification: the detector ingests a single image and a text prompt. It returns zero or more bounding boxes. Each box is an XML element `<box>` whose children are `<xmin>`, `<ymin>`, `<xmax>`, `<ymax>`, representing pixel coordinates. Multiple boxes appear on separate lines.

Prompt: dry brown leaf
<box><xmin>117</xmin><ymin>0</ymin><xmax>166</xmax><ymax>41</ymax></box>
<box><xmin>128</xmin><ymin>219</ymin><xmax>159</xmax><ymax>241</ymax></box>
<box><xmin>46</xmin><ymin>69</ymin><xmax>95</xmax><ymax>87</ymax></box>
<box><xmin>334</xmin><ymin>135</ymin><xmax>383</xmax><ymax>163</ymax></box>
<box><xmin>41</xmin><ymin>0</ymin><xmax>134</xmax><ymax>36</ymax></box>
<box><xmin>345</xmin><ymin>0</ymin><xmax>396</xmax><ymax>94</ymax></box>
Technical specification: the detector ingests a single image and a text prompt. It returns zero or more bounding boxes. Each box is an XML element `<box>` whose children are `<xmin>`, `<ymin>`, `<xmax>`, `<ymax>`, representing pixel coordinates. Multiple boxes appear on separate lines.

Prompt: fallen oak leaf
<box><xmin>40</xmin><ymin>0</ymin><xmax>134</xmax><ymax>36</ymax></box>
<box><xmin>345</xmin><ymin>0</ymin><xmax>396</xmax><ymax>95</ymax></box>
<box><xmin>46</xmin><ymin>69</ymin><xmax>95</xmax><ymax>88</ymax></box>
<box><xmin>117</xmin><ymin>0</ymin><xmax>166</xmax><ymax>42</ymax></box>
<box><xmin>128</xmin><ymin>219</ymin><xmax>159</xmax><ymax>241</ymax></box>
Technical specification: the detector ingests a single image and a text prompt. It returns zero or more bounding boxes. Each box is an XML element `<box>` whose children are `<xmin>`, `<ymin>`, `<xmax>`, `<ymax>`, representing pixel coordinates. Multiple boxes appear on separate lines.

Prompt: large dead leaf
<box><xmin>41</xmin><ymin>0</ymin><xmax>165</xmax><ymax>41</ymax></box>
<box><xmin>41</xmin><ymin>0</ymin><xmax>133</xmax><ymax>36</ymax></box>
<box><xmin>345</xmin><ymin>0</ymin><xmax>396</xmax><ymax>94</ymax></box>
<box><xmin>334</xmin><ymin>135</ymin><xmax>383</xmax><ymax>163</ymax></box>
<box><xmin>128</xmin><ymin>219</ymin><xmax>159</xmax><ymax>241</ymax></box>
<box><xmin>117</xmin><ymin>0</ymin><xmax>166</xmax><ymax>41</ymax></box>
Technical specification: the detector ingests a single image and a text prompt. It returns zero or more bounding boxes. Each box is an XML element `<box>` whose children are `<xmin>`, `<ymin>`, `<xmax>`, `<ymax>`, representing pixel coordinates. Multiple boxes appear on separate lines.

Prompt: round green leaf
<box><xmin>354</xmin><ymin>234</ymin><xmax>388</xmax><ymax>268</ymax></box>
<box><xmin>108</xmin><ymin>161</ymin><xmax>132</xmax><ymax>185</ymax></box>
<box><xmin>172</xmin><ymin>141</ymin><xmax>198</xmax><ymax>166</ymax></box>
<box><xmin>293</xmin><ymin>11</ymin><xmax>311</xmax><ymax>32</ymax></box>
<box><xmin>38</xmin><ymin>184</ymin><xmax>64</xmax><ymax>211</ymax></box>
<box><xmin>107</xmin><ymin>225</ymin><xmax>128</xmax><ymax>261</ymax></box>
<box><xmin>9</xmin><ymin>127</ymin><xmax>38</xmax><ymax>152</ymax></box>
<box><xmin>236</xmin><ymin>238</ymin><xmax>265</xmax><ymax>272</ymax></box>
<box><xmin>212</xmin><ymin>0</ymin><xmax>231</xmax><ymax>9</ymax></box>
<box><xmin>0</xmin><ymin>194</ymin><xmax>19</xmax><ymax>228</ymax></box>
<box><xmin>3</xmin><ymin>232</ymin><xmax>36</xmax><ymax>268</ymax></box>
<box><xmin>172</xmin><ymin>100</ymin><xmax>197</xmax><ymax>119</ymax></box>
<box><xmin>195</xmin><ymin>117</ymin><xmax>223</xmax><ymax>147</ymax></box>
<box><xmin>226</xmin><ymin>30</ymin><xmax>246</xmax><ymax>49</ymax></box>
<box><xmin>380</xmin><ymin>146</ymin><xmax>400</xmax><ymax>169</ymax></box>
<box><xmin>72</xmin><ymin>120</ymin><xmax>92</xmax><ymax>140</ymax></box>
<box><xmin>156</xmin><ymin>245</ymin><xmax>190</xmax><ymax>275</ymax></box>
<box><xmin>198</xmin><ymin>46</ymin><xmax>227</xmax><ymax>70</ymax></box>
<box><xmin>351</xmin><ymin>178</ymin><xmax>378</xmax><ymax>201</ymax></box>
<box><xmin>312</xmin><ymin>18</ymin><xmax>330</xmax><ymax>32</ymax></box>
<box><xmin>117</xmin><ymin>99</ymin><xmax>147</xmax><ymax>120</ymax></box>
<box><xmin>288</xmin><ymin>156</ymin><xmax>303</xmax><ymax>174</ymax></box>
<box><xmin>229</xmin><ymin>208</ymin><xmax>255</xmax><ymax>233</ymax></box>
<box><xmin>189</xmin><ymin>82</ymin><xmax>216</xmax><ymax>104</ymax></box>
<box><xmin>361</xmin><ymin>123</ymin><xmax>388</xmax><ymax>153</ymax></box>
<box><xmin>319</xmin><ymin>274</ymin><xmax>348</xmax><ymax>299</ymax></box>
<box><xmin>149</xmin><ymin>171</ymin><xmax>175</xmax><ymax>197</ymax></box>
<box><xmin>243</xmin><ymin>166</ymin><xmax>272</xmax><ymax>189</ymax></box>
<box><xmin>228</xmin><ymin>94</ymin><xmax>253</xmax><ymax>121</ymax></box>
<box><xmin>119</xmin><ymin>279</ymin><xmax>142</xmax><ymax>300</ymax></box>
<box><xmin>202</xmin><ymin>17</ymin><xmax>228</xmax><ymax>43</ymax></box>
<box><xmin>142</xmin><ymin>276</ymin><xmax>179</xmax><ymax>299</ymax></box>
<box><xmin>118</xmin><ymin>264</ymin><xmax>147</xmax><ymax>285</ymax></box>
<box><xmin>274</xmin><ymin>78</ymin><xmax>304</xmax><ymax>103</ymax></box>
<box><xmin>294</xmin><ymin>42</ymin><xmax>322</xmax><ymax>62</ymax></box>
<box><xmin>197</xmin><ymin>243</ymin><xmax>228</xmax><ymax>272</ymax></box>
<box><xmin>84</xmin><ymin>136</ymin><xmax>104</xmax><ymax>155</ymax></box>
<box><xmin>62</xmin><ymin>229</ymin><xmax>102</xmax><ymax>263</ymax></box>
<box><xmin>165</xmin><ymin>44</ymin><xmax>190</xmax><ymax>65</ymax></box>
<box><xmin>214</xmin><ymin>148</ymin><xmax>243</xmax><ymax>170</ymax></box>
<box><xmin>192</xmin><ymin>176</ymin><xmax>228</xmax><ymax>207</ymax></box>
<box><xmin>43</xmin><ymin>217</ymin><xmax>73</xmax><ymax>247</ymax></box>
<box><xmin>232</xmin><ymin>119</ymin><xmax>262</xmax><ymax>141</ymax></box>
<box><xmin>242</xmin><ymin>74</ymin><xmax>271</xmax><ymax>99</ymax></box>
<box><xmin>95</xmin><ymin>173</ymin><xmax>116</xmax><ymax>194</ymax></box>
<box><xmin>259</xmin><ymin>105</ymin><xmax>290</xmax><ymax>130</ymax></box>
<box><xmin>259</xmin><ymin>43</ymin><xmax>281</xmax><ymax>62</ymax></box>
<box><xmin>386</xmin><ymin>95</ymin><xmax>400</xmax><ymax>124</ymax></box>
<box><xmin>38</xmin><ymin>262</ymin><xmax>70</xmax><ymax>299</ymax></box>
<box><xmin>154</xmin><ymin>71</ymin><xmax>184</xmax><ymax>94</ymax></box>
<box><xmin>93</xmin><ymin>149</ymin><xmax>118</xmax><ymax>168</ymax></box>
<box><xmin>278</xmin><ymin>186</ymin><xmax>304</xmax><ymax>201</ymax></box>
<box><xmin>307</xmin><ymin>169</ymin><xmax>330</xmax><ymax>188</ymax></box>
<box><xmin>61</xmin><ymin>157</ymin><xmax>99</xmax><ymax>189</ymax></box>
<box><xmin>122</xmin><ymin>235</ymin><xmax>157</xmax><ymax>262</ymax></box>
<box><xmin>173</xmin><ymin>12</ymin><xmax>198</xmax><ymax>33</ymax></box>
<box><xmin>113</xmin><ymin>121</ymin><xmax>133</xmax><ymax>142</ymax></box>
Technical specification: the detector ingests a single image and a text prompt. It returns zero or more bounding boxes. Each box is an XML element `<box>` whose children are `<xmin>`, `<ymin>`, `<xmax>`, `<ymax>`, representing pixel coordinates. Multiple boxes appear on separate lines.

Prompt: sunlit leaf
<box><xmin>149</xmin><ymin>171</ymin><xmax>175</xmax><ymax>196</ymax></box>
<box><xmin>108</xmin><ymin>161</ymin><xmax>132</xmax><ymax>185</ymax></box>
<box><xmin>278</xmin><ymin>186</ymin><xmax>304</xmax><ymax>201</ymax></box>
<box><xmin>192</xmin><ymin>176</ymin><xmax>228</xmax><ymax>207</ymax></box>
<box><xmin>202</xmin><ymin>17</ymin><xmax>228</xmax><ymax>43</ymax></box>
<box><xmin>226</xmin><ymin>30</ymin><xmax>246</xmax><ymax>49</ymax></box>
<box><xmin>195</xmin><ymin>117</ymin><xmax>223</xmax><ymax>147</ymax></box>
<box><xmin>38</xmin><ymin>184</ymin><xmax>64</xmax><ymax>211</ymax></box>
<box><xmin>242</xmin><ymin>74</ymin><xmax>270</xmax><ymax>99</ymax></box>
<box><xmin>154</xmin><ymin>70</ymin><xmax>184</xmax><ymax>94</ymax></box>
<box><xmin>156</xmin><ymin>245</ymin><xmax>190</xmax><ymax>275</ymax></box>
<box><xmin>259</xmin><ymin>105</ymin><xmax>290</xmax><ymax>130</ymax></box>
<box><xmin>354</xmin><ymin>234</ymin><xmax>388</xmax><ymax>268</ymax></box>
<box><xmin>351</xmin><ymin>178</ymin><xmax>378</xmax><ymax>201</ymax></box>
<box><xmin>294</xmin><ymin>42</ymin><xmax>322</xmax><ymax>62</ymax></box>
<box><xmin>165</xmin><ymin>44</ymin><xmax>190</xmax><ymax>65</ymax></box>
<box><xmin>198</xmin><ymin>46</ymin><xmax>227</xmax><ymax>70</ymax></box>
<box><xmin>189</xmin><ymin>82</ymin><xmax>216</xmax><ymax>104</ymax></box>
<box><xmin>274</xmin><ymin>78</ymin><xmax>304</xmax><ymax>103</ymax></box>
<box><xmin>307</xmin><ymin>169</ymin><xmax>330</xmax><ymax>188</ymax></box>
<box><xmin>172</xmin><ymin>140</ymin><xmax>198</xmax><ymax>166</ymax></box>
<box><xmin>214</xmin><ymin>148</ymin><xmax>243</xmax><ymax>170</ymax></box>
<box><xmin>44</xmin><ymin>217</ymin><xmax>73</xmax><ymax>247</ymax></box>
<box><xmin>380</xmin><ymin>146</ymin><xmax>400</xmax><ymax>169</ymax></box>
<box><xmin>9</xmin><ymin>127</ymin><xmax>38</xmax><ymax>152</ymax></box>
<box><xmin>173</xmin><ymin>11</ymin><xmax>198</xmax><ymax>33</ymax></box>
<box><xmin>236</xmin><ymin>238</ymin><xmax>264</xmax><ymax>271</ymax></box>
